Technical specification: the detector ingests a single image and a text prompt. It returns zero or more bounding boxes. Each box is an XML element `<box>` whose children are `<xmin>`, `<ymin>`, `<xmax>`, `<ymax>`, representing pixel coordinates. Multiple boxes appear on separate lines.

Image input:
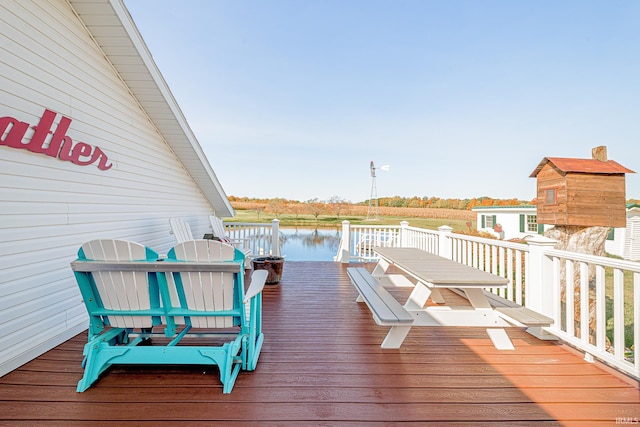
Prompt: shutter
<box><xmin>607</xmin><ymin>228</ymin><xmax>615</xmax><ymax>241</ymax></box>
<box><xmin>538</xmin><ymin>224</ymin><xmax>544</xmax><ymax>234</ymax></box>
<box><xmin>492</xmin><ymin>215</ymin><xmax>497</xmax><ymax>227</ymax></box>
<box><xmin>481</xmin><ymin>215</ymin><xmax>485</xmax><ymax>228</ymax></box>
<box><xmin>519</xmin><ymin>215</ymin><xmax>525</xmax><ymax>232</ymax></box>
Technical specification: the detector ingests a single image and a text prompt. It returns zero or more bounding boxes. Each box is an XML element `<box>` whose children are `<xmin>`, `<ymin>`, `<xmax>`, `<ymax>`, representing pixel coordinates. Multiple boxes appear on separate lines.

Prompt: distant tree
<box><xmin>254</xmin><ymin>205</ymin><xmax>265</xmax><ymax>220</ymax></box>
<box><xmin>407</xmin><ymin>197</ymin><xmax>422</xmax><ymax>208</ymax></box>
<box><xmin>267</xmin><ymin>198</ymin><xmax>286</xmax><ymax>218</ymax></box>
<box><xmin>457</xmin><ymin>199</ymin><xmax>469</xmax><ymax>210</ymax></box>
<box><xmin>305</xmin><ymin>198</ymin><xmax>325</xmax><ymax>223</ymax></box>
<box><xmin>288</xmin><ymin>202</ymin><xmax>305</xmax><ymax>220</ymax></box>
<box><xmin>328</xmin><ymin>196</ymin><xmax>349</xmax><ymax>219</ymax></box>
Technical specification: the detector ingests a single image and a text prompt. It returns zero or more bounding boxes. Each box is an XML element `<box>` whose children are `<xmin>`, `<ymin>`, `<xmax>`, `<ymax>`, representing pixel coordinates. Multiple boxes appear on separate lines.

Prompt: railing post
<box><xmin>338</xmin><ymin>220</ymin><xmax>351</xmax><ymax>263</ymax></box>
<box><xmin>271</xmin><ymin>219</ymin><xmax>280</xmax><ymax>257</ymax></box>
<box><xmin>437</xmin><ymin>225</ymin><xmax>453</xmax><ymax>259</ymax></box>
<box><xmin>400</xmin><ymin>221</ymin><xmax>410</xmax><ymax>248</ymax></box>
<box><xmin>526</xmin><ymin>235</ymin><xmax>557</xmax><ymax>316</ymax></box>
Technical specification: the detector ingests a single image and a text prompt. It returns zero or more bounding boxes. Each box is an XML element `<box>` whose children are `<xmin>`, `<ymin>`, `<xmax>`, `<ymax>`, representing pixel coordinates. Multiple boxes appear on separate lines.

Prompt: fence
<box><xmin>223</xmin><ymin>219</ymin><xmax>281</xmax><ymax>257</ymax></box>
<box><xmin>336</xmin><ymin>220</ymin><xmax>639</xmax><ymax>379</ymax></box>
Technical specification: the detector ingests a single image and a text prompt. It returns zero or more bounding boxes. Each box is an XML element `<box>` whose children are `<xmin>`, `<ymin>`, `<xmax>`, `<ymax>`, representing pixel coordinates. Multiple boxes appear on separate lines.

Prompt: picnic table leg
<box><xmin>404</xmin><ymin>282</ymin><xmax>432</xmax><ymax>310</ymax></box>
<box><xmin>461</xmin><ymin>288</ymin><xmax>493</xmax><ymax>309</ymax></box>
<box><xmin>372</xmin><ymin>258</ymin><xmax>390</xmax><ymax>277</ymax></box>
<box><xmin>486</xmin><ymin>328</ymin><xmax>515</xmax><ymax>350</ymax></box>
<box><xmin>462</xmin><ymin>288</ymin><xmax>515</xmax><ymax>350</ymax></box>
<box><xmin>381</xmin><ymin>325</ymin><xmax>412</xmax><ymax>348</ymax></box>
<box><xmin>427</xmin><ymin>288</ymin><xmax>445</xmax><ymax>304</ymax></box>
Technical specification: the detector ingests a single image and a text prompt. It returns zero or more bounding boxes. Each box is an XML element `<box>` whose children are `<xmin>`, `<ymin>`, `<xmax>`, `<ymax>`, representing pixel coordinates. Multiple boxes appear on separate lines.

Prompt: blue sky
<box><xmin>124</xmin><ymin>0</ymin><xmax>640</xmax><ymax>203</ymax></box>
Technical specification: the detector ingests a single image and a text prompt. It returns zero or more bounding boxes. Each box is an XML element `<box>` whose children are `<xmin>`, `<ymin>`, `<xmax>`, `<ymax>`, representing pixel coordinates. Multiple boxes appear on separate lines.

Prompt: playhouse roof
<box><xmin>529</xmin><ymin>157</ymin><xmax>635</xmax><ymax>178</ymax></box>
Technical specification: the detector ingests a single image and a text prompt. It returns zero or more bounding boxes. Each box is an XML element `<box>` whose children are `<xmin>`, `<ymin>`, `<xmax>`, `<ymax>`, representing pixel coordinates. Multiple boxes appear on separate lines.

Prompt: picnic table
<box><xmin>350</xmin><ymin>247</ymin><xmax>519</xmax><ymax>350</ymax></box>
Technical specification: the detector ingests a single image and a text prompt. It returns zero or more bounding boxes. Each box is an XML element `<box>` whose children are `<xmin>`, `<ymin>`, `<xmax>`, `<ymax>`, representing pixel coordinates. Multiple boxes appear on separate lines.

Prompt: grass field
<box><xmin>227</xmin><ymin>205</ymin><xmax>476</xmax><ymax>232</ymax></box>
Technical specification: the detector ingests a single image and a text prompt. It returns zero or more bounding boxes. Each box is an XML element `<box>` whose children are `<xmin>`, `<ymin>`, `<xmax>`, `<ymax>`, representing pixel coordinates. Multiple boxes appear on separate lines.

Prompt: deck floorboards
<box><xmin>1</xmin><ymin>261</ymin><xmax>639</xmax><ymax>425</ymax></box>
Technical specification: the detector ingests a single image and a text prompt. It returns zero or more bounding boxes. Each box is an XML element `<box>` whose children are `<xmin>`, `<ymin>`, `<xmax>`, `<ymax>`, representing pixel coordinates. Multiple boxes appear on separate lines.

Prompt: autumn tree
<box><xmin>288</xmin><ymin>202</ymin><xmax>305</xmax><ymax>220</ymax></box>
<box><xmin>267</xmin><ymin>198</ymin><xmax>287</xmax><ymax>218</ymax></box>
<box><xmin>327</xmin><ymin>196</ymin><xmax>349</xmax><ymax>219</ymax></box>
<box><xmin>305</xmin><ymin>198</ymin><xmax>325</xmax><ymax>223</ymax></box>
<box><xmin>254</xmin><ymin>205</ymin><xmax>265</xmax><ymax>220</ymax></box>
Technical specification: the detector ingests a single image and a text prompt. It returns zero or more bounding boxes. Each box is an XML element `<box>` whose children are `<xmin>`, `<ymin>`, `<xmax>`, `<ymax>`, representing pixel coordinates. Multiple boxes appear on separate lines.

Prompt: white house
<box><xmin>605</xmin><ymin>204</ymin><xmax>640</xmax><ymax>261</ymax></box>
<box><xmin>473</xmin><ymin>205</ymin><xmax>547</xmax><ymax>240</ymax></box>
<box><xmin>1</xmin><ymin>0</ymin><xmax>234</xmax><ymax>376</ymax></box>
<box><xmin>474</xmin><ymin>205</ymin><xmax>640</xmax><ymax>261</ymax></box>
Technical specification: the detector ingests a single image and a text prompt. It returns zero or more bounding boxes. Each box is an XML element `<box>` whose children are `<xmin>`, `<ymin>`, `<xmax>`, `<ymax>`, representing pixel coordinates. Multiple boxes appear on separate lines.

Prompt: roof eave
<box><xmin>530</xmin><ymin>157</ymin><xmax>635</xmax><ymax>178</ymax></box>
<box><xmin>68</xmin><ymin>0</ymin><xmax>234</xmax><ymax>217</ymax></box>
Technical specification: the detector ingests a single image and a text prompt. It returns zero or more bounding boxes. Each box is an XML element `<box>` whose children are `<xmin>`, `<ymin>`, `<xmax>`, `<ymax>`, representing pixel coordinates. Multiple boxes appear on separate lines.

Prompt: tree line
<box><xmin>228</xmin><ymin>195</ymin><xmax>536</xmax><ymax>211</ymax></box>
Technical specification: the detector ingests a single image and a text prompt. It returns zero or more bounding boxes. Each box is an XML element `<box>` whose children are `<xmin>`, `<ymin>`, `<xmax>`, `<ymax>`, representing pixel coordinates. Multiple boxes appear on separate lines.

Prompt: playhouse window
<box><xmin>484</xmin><ymin>215</ymin><xmax>494</xmax><ymax>228</ymax></box>
<box><xmin>544</xmin><ymin>188</ymin><xmax>557</xmax><ymax>204</ymax></box>
<box><xmin>527</xmin><ymin>215</ymin><xmax>538</xmax><ymax>232</ymax></box>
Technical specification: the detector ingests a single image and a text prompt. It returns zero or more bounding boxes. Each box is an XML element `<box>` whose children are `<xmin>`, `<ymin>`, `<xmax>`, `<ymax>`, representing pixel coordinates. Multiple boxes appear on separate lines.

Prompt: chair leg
<box><xmin>77</xmin><ymin>343</ymin><xmax>129</xmax><ymax>392</ymax></box>
<box><xmin>219</xmin><ymin>340</ymin><xmax>243</xmax><ymax>394</ymax></box>
<box><xmin>244</xmin><ymin>333</ymin><xmax>264</xmax><ymax>371</ymax></box>
<box><xmin>243</xmin><ymin>297</ymin><xmax>264</xmax><ymax>371</ymax></box>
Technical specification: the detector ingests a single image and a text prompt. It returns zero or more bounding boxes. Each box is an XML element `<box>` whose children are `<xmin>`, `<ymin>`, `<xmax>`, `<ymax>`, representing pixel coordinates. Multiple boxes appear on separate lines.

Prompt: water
<box><xmin>279</xmin><ymin>228</ymin><xmax>341</xmax><ymax>261</ymax></box>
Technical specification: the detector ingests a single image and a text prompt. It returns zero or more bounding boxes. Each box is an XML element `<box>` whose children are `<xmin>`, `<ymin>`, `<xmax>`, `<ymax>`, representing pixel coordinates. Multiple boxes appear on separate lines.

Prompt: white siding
<box><xmin>0</xmin><ymin>0</ymin><xmax>216</xmax><ymax>375</ymax></box>
<box><xmin>624</xmin><ymin>215</ymin><xmax>640</xmax><ymax>261</ymax></box>
<box><xmin>474</xmin><ymin>207</ymin><xmax>545</xmax><ymax>240</ymax></box>
<box><xmin>603</xmin><ymin>211</ymin><xmax>640</xmax><ymax>261</ymax></box>
<box><xmin>605</xmin><ymin>227</ymin><xmax>626</xmax><ymax>258</ymax></box>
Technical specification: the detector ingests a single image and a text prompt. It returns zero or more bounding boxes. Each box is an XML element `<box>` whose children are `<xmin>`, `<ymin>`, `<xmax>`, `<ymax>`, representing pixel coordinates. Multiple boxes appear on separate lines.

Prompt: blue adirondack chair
<box><xmin>72</xmin><ymin>239</ymin><xmax>267</xmax><ymax>393</ymax></box>
<box><xmin>165</xmin><ymin>239</ymin><xmax>266</xmax><ymax>371</ymax></box>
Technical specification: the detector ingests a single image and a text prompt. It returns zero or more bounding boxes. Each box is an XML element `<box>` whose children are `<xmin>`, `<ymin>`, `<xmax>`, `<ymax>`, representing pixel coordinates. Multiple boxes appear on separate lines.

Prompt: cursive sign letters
<box><xmin>0</xmin><ymin>109</ymin><xmax>112</xmax><ymax>170</ymax></box>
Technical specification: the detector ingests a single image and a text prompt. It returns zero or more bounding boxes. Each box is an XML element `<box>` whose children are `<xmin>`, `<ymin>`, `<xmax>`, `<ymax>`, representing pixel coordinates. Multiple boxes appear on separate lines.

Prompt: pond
<box><xmin>278</xmin><ymin>228</ymin><xmax>341</xmax><ymax>261</ymax></box>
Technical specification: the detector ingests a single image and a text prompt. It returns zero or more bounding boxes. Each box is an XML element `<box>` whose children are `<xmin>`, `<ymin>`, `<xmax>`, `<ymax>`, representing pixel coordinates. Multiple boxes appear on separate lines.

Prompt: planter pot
<box><xmin>252</xmin><ymin>256</ymin><xmax>284</xmax><ymax>284</ymax></box>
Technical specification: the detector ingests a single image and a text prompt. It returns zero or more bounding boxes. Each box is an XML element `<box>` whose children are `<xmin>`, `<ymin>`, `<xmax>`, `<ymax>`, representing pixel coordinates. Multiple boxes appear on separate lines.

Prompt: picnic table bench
<box><xmin>346</xmin><ymin>267</ymin><xmax>414</xmax><ymax>348</ymax></box>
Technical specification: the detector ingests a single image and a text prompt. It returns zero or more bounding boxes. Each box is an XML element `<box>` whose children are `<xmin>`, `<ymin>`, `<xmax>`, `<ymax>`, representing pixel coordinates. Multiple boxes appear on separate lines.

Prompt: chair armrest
<box><xmin>228</xmin><ymin>237</ymin><xmax>251</xmax><ymax>248</ymax></box>
<box><xmin>244</xmin><ymin>270</ymin><xmax>268</xmax><ymax>303</ymax></box>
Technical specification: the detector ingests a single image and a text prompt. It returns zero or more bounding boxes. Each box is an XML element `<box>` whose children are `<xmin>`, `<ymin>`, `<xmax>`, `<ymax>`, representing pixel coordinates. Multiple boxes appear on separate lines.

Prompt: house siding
<box><xmin>0</xmin><ymin>0</ymin><xmax>216</xmax><ymax>375</ymax></box>
<box><xmin>606</xmin><ymin>210</ymin><xmax>640</xmax><ymax>261</ymax></box>
<box><xmin>628</xmin><ymin>216</ymin><xmax>640</xmax><ymax>261</ymax></box>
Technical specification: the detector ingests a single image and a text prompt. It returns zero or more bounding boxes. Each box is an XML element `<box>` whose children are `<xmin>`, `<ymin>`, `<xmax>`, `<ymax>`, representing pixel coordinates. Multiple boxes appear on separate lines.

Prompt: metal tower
<box><xmin>366</xmin><ymin>161</ymin><xmax>389</xmax><ymax>220</ymax></box>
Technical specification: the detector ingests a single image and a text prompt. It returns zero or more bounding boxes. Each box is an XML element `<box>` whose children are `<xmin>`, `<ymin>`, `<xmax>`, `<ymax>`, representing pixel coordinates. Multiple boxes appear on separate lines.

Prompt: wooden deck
<box><xmin>1</xmin><ymin>261</ymin><xmax>639</xmax><ymax>425</ymax></box>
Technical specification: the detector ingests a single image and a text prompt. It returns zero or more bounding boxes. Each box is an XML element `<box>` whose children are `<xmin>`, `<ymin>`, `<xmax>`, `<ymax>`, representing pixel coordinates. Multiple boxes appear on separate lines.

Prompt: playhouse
<box><xmin>529</xmin><ymin>150</ymin><xmax>634</xmax><ymax>228</ymax></box>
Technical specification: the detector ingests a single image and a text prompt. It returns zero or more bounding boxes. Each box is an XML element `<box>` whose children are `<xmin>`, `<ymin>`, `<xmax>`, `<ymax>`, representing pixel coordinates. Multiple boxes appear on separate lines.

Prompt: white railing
<box><xmin>337</xmin><ymin>223</ymin><xmax>401</xmax><ymax>261</ymax></box>
<box><xmin>223</xmin><ymin>219</ymin><xmax>281</xmax><ymax>257</ymax></box>
<box><xmin>337</xmin><ymin>220</ymin><xmax>639</xmax><ymax>379</ymax></box>
<box><xmin>539</xmin><ymin>247</ymin><xmax>640</xmax><ymax>378</ymax></box>
<box><xmin>401</xmin><ymin>224</ymin><xmax>441</xmax><ymax>254</ymax></box>
<box><xmin>336</xmin><ymin>221</ymin><xmax>443</xmax><ymax>263</ymax></box>
<box><xmin>448</xmin><ymin>232</ymin><xmax>529</xmax><ymax>306</ymax></box>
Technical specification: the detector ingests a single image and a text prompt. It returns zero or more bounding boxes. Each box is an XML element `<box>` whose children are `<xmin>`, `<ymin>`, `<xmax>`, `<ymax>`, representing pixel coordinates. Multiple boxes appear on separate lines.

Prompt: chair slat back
<box><xmin>210</xmin><ymin>215</ymin><xmax>232</xmax><ymax>240</ymax></box>
<box><xmin>169</xmin><ymin>217</ymin><xmax>194</xmax><ymax>243</ymax></box>
<box><xmin>166</xmin><ymin>240</ymin><xmax>239</xmax><ymax>328</ymax></box>
<box><xmin>79</xmin><ymin>239</ymin><xmax>158</xmax><ymax>328</ymax></box>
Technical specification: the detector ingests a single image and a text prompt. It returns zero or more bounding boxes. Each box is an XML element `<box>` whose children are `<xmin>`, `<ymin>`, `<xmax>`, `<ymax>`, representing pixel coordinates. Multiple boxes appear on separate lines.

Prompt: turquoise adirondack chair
<box><xmin>166</xmin><ymin>239</ymin><xmax>265</xmax><ymax>371</ymax></box>
<box><xmin>72</xmin><ymin>239</ymin><xmax>267</xmax><ymax>393</ymax></box>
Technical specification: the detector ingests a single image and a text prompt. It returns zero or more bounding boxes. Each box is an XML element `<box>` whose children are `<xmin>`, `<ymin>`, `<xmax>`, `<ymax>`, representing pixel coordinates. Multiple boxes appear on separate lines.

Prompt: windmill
<box><xmin>366</xmin><ymin>161</ymin><xmax>390</xmax><ymax>220</ymax></box>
